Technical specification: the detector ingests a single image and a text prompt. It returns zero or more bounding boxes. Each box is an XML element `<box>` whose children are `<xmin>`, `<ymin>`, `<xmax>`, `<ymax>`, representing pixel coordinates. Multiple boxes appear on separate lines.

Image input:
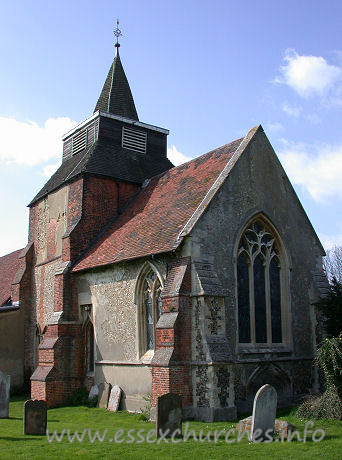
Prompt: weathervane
<box><xmin>114</xmin><ymin>19</ymin><xmax>122</xmax><ymax>48</ymax></box>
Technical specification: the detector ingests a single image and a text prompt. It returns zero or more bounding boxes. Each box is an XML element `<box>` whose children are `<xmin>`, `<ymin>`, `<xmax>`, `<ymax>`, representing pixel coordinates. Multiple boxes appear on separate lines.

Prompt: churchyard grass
<box><xmin>0</xmin><ymin>397</ymin><xmax>341</xmax><ymax>459</ymax></box>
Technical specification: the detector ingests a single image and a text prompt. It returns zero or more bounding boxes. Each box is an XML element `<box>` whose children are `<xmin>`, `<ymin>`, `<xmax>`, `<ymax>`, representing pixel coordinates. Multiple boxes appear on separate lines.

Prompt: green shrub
<box><xmin>317</xmin><ymin>333</ymin><xmax>342</xmax><ymax>399</ymax></box>
<box><xmin>296</xmin><ymin>385</ymin><xmax>342</xmax><ymax>420</ymax></box>
<box><xmin>297</xmin><ymin>334</ymin><xmax>342</xmax><ymax>420</ymax></box>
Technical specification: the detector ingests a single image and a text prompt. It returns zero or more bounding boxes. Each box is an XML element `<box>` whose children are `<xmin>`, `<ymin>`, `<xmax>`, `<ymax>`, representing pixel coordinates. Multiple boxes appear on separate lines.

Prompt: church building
<box><xmin>0</xmin><ymin>30</ymin><xmax>328</xmax><ymax>421</ymax></box>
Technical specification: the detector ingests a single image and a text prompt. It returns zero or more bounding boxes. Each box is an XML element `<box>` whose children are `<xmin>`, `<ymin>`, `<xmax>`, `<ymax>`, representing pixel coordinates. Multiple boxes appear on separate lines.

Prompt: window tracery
<box><xmin>136</xmin><ymin>264</ymin><xmax>164</xmax><ymax>357</ymax></box>
<box><xmin>82</xmin><ymin>306</ymin><xmax>94</xmax><ymax>374</ymax></box>
<box><xmin>237</xmin><ymin>219</ymin><xmax>283</xmax><ymax>345</ymax></box>
<box><xmin>142</xmin><ymin>270</ymin><xmax>162</xmax><ymax>351</ymax></box>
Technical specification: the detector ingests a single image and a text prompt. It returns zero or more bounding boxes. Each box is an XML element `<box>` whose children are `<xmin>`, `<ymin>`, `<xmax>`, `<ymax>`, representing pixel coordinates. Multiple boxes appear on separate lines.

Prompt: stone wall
<box><xmin>27</xmin><ymin>188</ymin><xmax>71</xmax><ymax>376</ymax></box>
<box><xmin>189</xmin><ymin>295</ymin><xmax>236</xmax><ymax>420</ymax></box>
<box><xmin>76</xmin><ymin>257</ymin><xmax>169</xmax><ymax>411</ymax></box>
<box><xmin>33</xmin><ymin>186</ymin><xmax>68</xmax><ymax>264</ymax></box>
<box><xmin>77</xmin><ymin>261</ymin><xmax>144</xmax><ymax>362</ymax></box>
<box><xmin>32</xmin><ymin>259</ymin><xmax>68</xmax><ymax>331</ymax></box>
<box><xmin>184</xmin><ymin>128</ymin><xmax>325</xmax><ymax>415</ymax></box>
<box><xmin>28</xmin><ymin>174</ymin><xmax>139</xmax><ymax>406</ymax></box>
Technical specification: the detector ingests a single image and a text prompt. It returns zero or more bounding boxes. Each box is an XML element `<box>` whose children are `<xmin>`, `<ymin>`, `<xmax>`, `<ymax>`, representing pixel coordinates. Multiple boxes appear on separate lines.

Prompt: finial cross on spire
<box><xmin>114</xmin><ymin>19</ymin><xmax>122</xmax><ymax>48</ymax></box>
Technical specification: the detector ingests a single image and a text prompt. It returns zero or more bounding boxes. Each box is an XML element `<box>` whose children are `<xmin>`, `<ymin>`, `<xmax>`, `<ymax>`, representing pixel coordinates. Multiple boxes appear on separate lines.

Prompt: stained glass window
<box><xmin>270</xmin><ymin>257</ymin><xmax>282</xmax><ymax>343</ymax></box>
<box><xmin>254</xmin><ymin>256</ymin><xmax>267</xmax><ymax>343</ymax></box>
<box><xmin>237</xmin><ymin>254</ymin><xmax>250</xmax><ymax>343</ymax></box>
<box><xmin>145</xmin><ymin>286</ymin><xmax>154</xmax><ymax>349</ymax></box>
<box><xmin>88</xmin><ymin>324</ymin><xmax>94</xmax><ymax>372</ymax></box>
<box><xmin>84</xmin><ymin>320</ymin><xmax>95</xmax><ymax>373</ymax></box>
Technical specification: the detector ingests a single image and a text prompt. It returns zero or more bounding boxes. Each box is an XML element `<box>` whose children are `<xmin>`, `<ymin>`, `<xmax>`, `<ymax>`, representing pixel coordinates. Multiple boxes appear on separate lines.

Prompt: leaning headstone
<box><xmin>23</xmin><ymin>400</ymin><xmax>47</xmax><ymax>435</ymax></box>
<box><xmin>98</xmin><ymin>382</ymin><xmax>112</xmax><ymax>409</ymax></box>
<box><xmin>107</xmin><ymin>385</ymin><xmax>122</xmax><ymax>412</ymax></box>
<box><xmin>0</xmin><ymin>371</ymin><xmax>10</xmax><ymax>418</ymax></box>
<box><xmin>88</xmin><ymin>384</ymin><xmax>99</xmax><ymax>400</ymax></box>
<box><xmin>156</xmin><ymin>393</ymin><xmax>182</xmax><ymax>438</ymax></box>
<box><xmin>251</xmin><ymin>384</ymin><xmax>277</xmax><ymax>441</ymax></box>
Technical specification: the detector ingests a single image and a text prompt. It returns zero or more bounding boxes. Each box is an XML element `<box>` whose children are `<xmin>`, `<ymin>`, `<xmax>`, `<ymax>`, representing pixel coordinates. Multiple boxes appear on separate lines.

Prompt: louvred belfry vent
<box><xmin>63</xmin><ymin>118</ymin><xmax>99</xmax><ymax>160</ymax></box>
<box><xmin>122</xmin><ymin>126</ymin><xmax>147</xmax><ymax>153</ymax></box>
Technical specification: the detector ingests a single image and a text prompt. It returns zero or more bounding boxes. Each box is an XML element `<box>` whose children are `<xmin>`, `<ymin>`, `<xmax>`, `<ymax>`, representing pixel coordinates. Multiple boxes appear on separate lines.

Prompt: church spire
<box><xmin>94</xmin><ymin>20</ymin><xmax>139</xmax><ymax>120</ymax></box>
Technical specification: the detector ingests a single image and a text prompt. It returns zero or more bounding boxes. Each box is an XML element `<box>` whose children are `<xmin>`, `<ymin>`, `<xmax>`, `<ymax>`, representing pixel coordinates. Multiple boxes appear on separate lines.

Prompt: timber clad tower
<box><xmin>0</xmin><ymin>26</ymin><xmax>328</xmax><ymax>420</ymax></box>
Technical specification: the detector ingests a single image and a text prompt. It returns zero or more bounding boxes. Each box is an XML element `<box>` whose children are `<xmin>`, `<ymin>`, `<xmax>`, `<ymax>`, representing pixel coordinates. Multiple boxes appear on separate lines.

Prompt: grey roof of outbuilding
<box><xmin>94</xmin><ymin>48</ymin><xmax>139</xmax><ymax>121</ymax></box>
<box><xmin>29</xmin><ymin>141</ymin><xmax>173</xmax><ymax>206</ymax></box>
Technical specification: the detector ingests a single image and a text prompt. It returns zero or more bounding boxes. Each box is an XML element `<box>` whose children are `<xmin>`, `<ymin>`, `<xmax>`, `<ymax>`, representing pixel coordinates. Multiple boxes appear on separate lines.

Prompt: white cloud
<box><xmin>278</xmin><ymin>140</ymin><xmax>342</xmax><ymax>202</ymax></box>
<box><xmin>0</xmin><ymin>211</ymin><xmax>29</xmax><ymax>257</ymax></box>
<box><xmin>42</xmin><ymin>161</ymin><xmax>62</xmax><ymax>177</ymax></box>
<box><xmin>266</xmin><ymin>122</ymin><xmax>284</xmax><ymax>135</ymax></box>
<box><xmin>318</xmin><ymin>231</ymin><xmax>342</xmax><ymax>250</ymax></box>
<box><xmin>282</xmin><ymin>104</ymin><xmax>302</xmax><ymax>117</ymax></box>
<box><xmin>0</xmin><ymin>115</ymin><xmax>192</xmax><ymax>175</ymax></box>
<box><xmin>167</xmin><ymin>145</ymin><xmax>193</xmax><ymax>166</ymax></box>
<box><xmin>276</xmin><ymin>49</ymin><xmax>342</xmax><ymax>98</ymax></box>
<box><xmin>0</xmin><ymin>116</ymin><xmax>77</xmax><ymax>166</ymax></box>
<box><xmin>305</xmin><ymin>113</ymin><xmax>321</xmax><ymax>124</ymax></box>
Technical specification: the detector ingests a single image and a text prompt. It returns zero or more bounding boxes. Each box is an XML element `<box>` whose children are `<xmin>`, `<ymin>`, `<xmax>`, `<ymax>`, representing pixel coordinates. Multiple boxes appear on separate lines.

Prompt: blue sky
<box><xmin>0</xmin><ymin>0</ymin><xmax>342</xmax><ymax>256</ymax></box>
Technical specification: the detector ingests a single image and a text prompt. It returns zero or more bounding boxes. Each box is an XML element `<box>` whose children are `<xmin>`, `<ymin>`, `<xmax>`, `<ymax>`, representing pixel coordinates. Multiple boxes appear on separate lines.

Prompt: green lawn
<box><xmin>0</xmin><ymin>397</ymin><xmax>341</xmax><ymax>459</ymax></box>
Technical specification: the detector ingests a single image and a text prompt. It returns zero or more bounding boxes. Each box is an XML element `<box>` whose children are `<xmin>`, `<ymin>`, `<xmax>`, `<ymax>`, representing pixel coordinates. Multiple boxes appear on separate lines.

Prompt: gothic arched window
<box><xmin>237</xmin><ymin>218</ymin><xmax>286</xmax><ymax>346</ymax></box>
<box><xmin>86</xmin><ymin>322</ymin><xmax>95</xmax><ymax>373</ymax></box>
<box><xmin>136</xmin><ymin>263</ymin><xmax>163</xmax><ymax>357</ymax></box>
<box><xmin>83</xmin><ymin>312</ymin><xmax>95</xmax><ymax>374</ymax></box>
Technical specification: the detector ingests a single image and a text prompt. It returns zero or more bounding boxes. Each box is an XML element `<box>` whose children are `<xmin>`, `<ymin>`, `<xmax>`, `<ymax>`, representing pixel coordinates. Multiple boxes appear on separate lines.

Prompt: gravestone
<box><xmin>107</xmin><ymin>385</ymin><xmax>122</xmax><ymax>412</ymax></box>
<box><xmin>251</xmin><ymin>384</ymin><xmax>277</xmax><ymax>441</ymax></box>
<box><xmin>88</xmin><ymin>384</ymin><xmax>99</xmax><ymax>400</ymax></box>
<box><xmin>156</xmin><ymin>393</ymin><xmax>182</xmax><ymax>438</ymax></box>
<box><xmin>98</xmin><ymin>382</ymin><xmax>112</xmax><ymax>409</ymax></box>
<box><xmin>0</xmin><ymin>371</ymin><xmax>10</xmax><ymax>418</ymax></box>
<box><xmin>23</xmin><ymin>400</ymin><xmax>47</xmax><ymax>435</ymax></box>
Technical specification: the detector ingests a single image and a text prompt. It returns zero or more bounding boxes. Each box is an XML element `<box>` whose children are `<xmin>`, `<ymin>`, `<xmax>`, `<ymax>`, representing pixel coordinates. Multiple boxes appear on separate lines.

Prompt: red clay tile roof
<box><xmin>72</xmin><ymin>138</ymin><xmax>243</xmax><ymax>272</ymax></box>
<box><xmin>0</xmin><ymin>248</ymin><xmax>23</xmax><ymax>306</ymax></box>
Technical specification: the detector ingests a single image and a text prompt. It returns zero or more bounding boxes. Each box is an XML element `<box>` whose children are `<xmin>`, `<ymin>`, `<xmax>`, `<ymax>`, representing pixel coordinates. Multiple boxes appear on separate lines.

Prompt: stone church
<box><xmin>0</xmin><ymin>35</ymin><xmax>328</xmax><ymax>421</ymax></box>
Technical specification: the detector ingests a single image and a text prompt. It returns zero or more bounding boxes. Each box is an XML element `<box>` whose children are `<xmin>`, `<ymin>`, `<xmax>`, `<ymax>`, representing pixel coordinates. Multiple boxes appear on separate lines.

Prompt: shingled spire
<box><xmin>30</xmin><ymin>21</ymin><xmax>172</xmax><ymax>205</ymax></box>
<box><xmin>94</xmin><ymin>21</ymin><xmax>139</xmax><ymax>120</ymax></box>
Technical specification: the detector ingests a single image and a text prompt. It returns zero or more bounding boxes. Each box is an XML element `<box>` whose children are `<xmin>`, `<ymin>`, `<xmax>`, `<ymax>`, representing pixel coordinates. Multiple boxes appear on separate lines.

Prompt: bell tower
<box><xmin>27</xmin><ymin>22</ymin><xmax>173</xmax><ymax>406</ymax></box>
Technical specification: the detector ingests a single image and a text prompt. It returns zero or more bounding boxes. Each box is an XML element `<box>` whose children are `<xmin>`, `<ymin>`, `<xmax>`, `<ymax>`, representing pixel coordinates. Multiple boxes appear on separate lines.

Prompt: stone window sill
<box><xmin>238</xmin><ymin>345</ymin><xmax>292</xmax><ymax>354</ymax></box>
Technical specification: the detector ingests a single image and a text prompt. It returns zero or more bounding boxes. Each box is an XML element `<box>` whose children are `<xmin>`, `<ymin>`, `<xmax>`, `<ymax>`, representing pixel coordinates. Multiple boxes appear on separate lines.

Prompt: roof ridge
<box><xmin>174</xmin><ymin>138</ymin><xmax>243</xmax><ymax>169</ymax></box>
<box><xmin>176</xmin><ymin>126</ymin><xmax>261</xmax><ymax>241</ymax></box>
<box><xmin>0</xmin><ymin>247</ymin><xmax>23</xmax><ymax>261</ymax></box>
<box><xmin>143</xmin><ymin>137</ymin><xmax>244</xmax><ymax>186</ymax></box>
